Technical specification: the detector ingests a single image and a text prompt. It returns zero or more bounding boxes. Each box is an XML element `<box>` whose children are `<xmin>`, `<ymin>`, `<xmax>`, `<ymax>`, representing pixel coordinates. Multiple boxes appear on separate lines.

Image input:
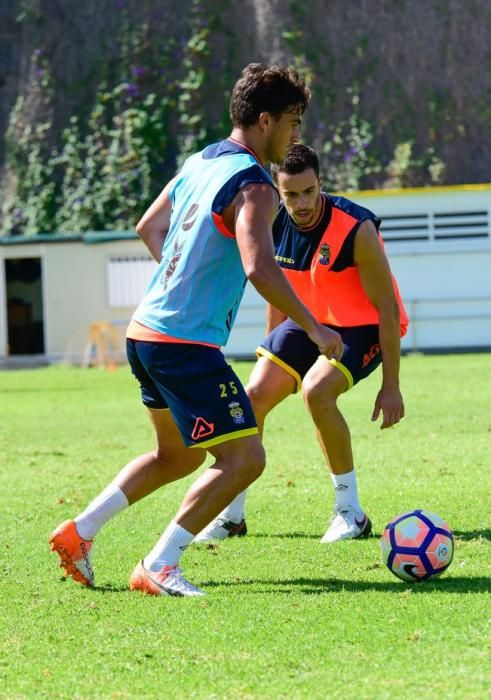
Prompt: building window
<box><xmin>107</xmin><ymin>256</ymin><xmax>157</xmax><ymax>308</ymax></box>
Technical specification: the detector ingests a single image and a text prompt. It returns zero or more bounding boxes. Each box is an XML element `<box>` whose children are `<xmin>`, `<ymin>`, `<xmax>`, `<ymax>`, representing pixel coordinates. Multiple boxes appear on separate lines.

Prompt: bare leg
<box><xmin>174</xmin><ymin>434</ymin><xmax>266</xmax><ymax>534</ymax></box>
<box><xmin>115</xmin><ymin>408</ymin><xmax>206</xmax><ymax>503</ymax></box>
<box><xmin>302</xmin><ymin>357</ymin><xmax>352</xmax><ymax>475</ymax></box>
<box><xmin>74</xmin><ymin>408</ymin><xmax>206</xmax><ymax>540</ymax></box>
<box><xmin>193</xmin><ymin>358</ymin><xmax>296</xmax><ymax>538</ymax></box>
<box><xmin>302</xmin><ymin>357</ymin><xmax>370</xmax><ymax>542</ymax></box>
<box><xmin>247</xmin><ymin>356</ymin><xmax>297</xmax><ymax>435</ymax></box>
<box><xmin>50</xmin><ymin>406</ymin><xmax>208</xmax><ymax>585</ymax></box>
<box><xmin>140</xmin><ymin>433</ymin><xmax>267</xmax><ymax>574</ymax></box>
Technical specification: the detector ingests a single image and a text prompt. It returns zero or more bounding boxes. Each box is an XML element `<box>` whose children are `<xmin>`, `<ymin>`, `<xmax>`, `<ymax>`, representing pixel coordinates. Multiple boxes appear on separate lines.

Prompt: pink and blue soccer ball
<box><xmin>380</xmin><ymin>510</ymin><xmax>454</xmax><ymax>582</ymax></box>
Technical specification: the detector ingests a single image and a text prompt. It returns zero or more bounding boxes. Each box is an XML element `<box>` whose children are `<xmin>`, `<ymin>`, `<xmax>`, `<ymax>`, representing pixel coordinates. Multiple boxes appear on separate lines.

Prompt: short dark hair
<box><xmin>229</xmin><ymin>63</ymin><xmax>311</xmax><ymax>128</ymax></box>
<box><xmin>270</xmin><ymin>144</ymin><xmax>320</xmax><ymax>182</ymax></box>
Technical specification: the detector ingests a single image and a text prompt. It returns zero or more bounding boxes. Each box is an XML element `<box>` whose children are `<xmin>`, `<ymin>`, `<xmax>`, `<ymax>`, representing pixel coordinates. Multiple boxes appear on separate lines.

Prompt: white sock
<box><xmin>144</xmin><ymin>521</ymin><xmax>195</xmax><ymax>571</ymax></box>
<box><xmin>330</xmin><ymin>469</ymin><xmax>362</xmax><ymax>514</ymax></box>
<box><xmin>221</xmin><ymin>489</ymin><xmax>247</xmax><ymax>522</ymax></box>
<box><xmin>74</xmin><ymin>484</ymin><xmax>129</xmax><ymax>540</ymax></box>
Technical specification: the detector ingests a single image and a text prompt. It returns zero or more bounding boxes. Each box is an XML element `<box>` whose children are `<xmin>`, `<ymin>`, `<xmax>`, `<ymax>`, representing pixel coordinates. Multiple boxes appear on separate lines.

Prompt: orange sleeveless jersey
<box><xmin>273</xmin><ymin>194</ymin><xmax>409</xmax><ymax>335</ymax></box>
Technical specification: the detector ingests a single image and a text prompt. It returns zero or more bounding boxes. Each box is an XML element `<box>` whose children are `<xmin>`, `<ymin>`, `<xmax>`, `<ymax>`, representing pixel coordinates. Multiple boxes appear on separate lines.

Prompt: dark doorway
<box><xmin>5</xmin><ymin>258</ymin><xmax>45</xmax><ymax>354</ymax></box>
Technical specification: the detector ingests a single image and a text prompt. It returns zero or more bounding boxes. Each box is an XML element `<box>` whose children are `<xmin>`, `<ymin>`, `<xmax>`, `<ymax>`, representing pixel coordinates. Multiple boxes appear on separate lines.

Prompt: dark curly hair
<box><xmin>229</xmin><ymin>63</ymin><xmax>311</xmax><ymax>128</ymax></box>
<box><xmin>270</xmin><ymin>144</ymin><xmax>320</xmax><ymax>182</ymax></box>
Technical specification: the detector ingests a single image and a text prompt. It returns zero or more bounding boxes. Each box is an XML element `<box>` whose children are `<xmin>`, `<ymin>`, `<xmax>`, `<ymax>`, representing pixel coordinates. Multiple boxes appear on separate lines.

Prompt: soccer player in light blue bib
<box><xmin>50</xmin><ymin>64</ymin><xmax>343</xmax><ymax>596</ymax></box>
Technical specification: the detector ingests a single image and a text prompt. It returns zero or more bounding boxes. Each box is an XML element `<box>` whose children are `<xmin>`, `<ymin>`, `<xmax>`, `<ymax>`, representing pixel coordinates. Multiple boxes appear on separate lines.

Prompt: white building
<box><xmin>0</xmin><ymin>184</ymin><xmax>490</xmax><ymax>365</ymax></box>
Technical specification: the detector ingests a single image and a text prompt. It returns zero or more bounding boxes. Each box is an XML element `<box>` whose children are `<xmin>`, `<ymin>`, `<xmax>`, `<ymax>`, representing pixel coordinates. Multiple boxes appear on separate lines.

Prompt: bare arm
<box><xmin>231</xmin><ymin>183</ymin><xmax>343</xmax><ymax>359</ymax></box>
<box><xmin>266</xmin><ymin>304</ymin><xmax>287</xmax><ymax>334</ymax></box>
<box><xmin>355</xmin><ymin>220</ymin><xmax>404</xmax><ymax>428</ymax></box>
<box><xmin>135</xmin><ymin>177</ymin><xmax>176</xmax><ymax>262</ymax></box>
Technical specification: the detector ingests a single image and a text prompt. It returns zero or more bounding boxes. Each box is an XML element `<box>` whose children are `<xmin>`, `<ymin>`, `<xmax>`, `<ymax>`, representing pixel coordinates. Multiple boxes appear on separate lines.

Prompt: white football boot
<box><xmin>321</xmin><ymin>506</ymin><xmax>372</xmax><ymax>544</ymax></box>
<box><xmin>194</xmin><ymin>516</ymin><xmax>247</xmax><ymax>543</ymax></box>
<box><xmin>130</xmin><ymin>561</ymin><xmax>205</xmax><ymax>597</ymax></box>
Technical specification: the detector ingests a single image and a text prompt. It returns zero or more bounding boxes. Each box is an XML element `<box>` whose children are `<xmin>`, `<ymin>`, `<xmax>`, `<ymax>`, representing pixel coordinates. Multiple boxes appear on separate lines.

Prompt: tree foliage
<box><xmin>2</xmin><ymin>0</ymin><xmax>486</xmax><ymax>236</ymax></box>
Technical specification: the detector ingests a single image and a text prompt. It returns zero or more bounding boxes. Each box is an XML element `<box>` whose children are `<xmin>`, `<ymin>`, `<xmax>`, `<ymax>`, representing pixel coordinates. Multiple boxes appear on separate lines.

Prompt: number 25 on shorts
<box><xmin>219</xmin><ymin>381</ymin><xmax>239</xmax><ymax>398</ymax></box>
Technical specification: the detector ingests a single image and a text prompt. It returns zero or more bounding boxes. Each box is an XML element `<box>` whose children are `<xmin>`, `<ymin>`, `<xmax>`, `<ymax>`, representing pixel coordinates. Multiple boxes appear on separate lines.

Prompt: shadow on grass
<box><xmin>53</xmin><ymin>574</ymin><xmax>131</xmax><ymax>594</ymax></box>
<box><xmin>86</xmin><ymin>575</ymin><xmax>490</xmax><ymax>596</ymax></box>
<box><xmin>248</xmin><ymin>531</ymin><xmax>380</xmax><ymax>541</ymax></box>
<box><xmin>249</xmin><ymin>529</ymin><xmax>490</xmax><ymax>542</ymax></box>
<box><xmin>92</xmin><ymin>584</ymin><xmax>130</xmax><ymax>593</ymax></box>
<box><xmin>199</xmin><ymin>575</ymin><xmax>491</xmax><ymax>595</ymax></box>
<box><xmin>452</xmin><ymin>529</ymin><xmax>491</xmax><ymax>542</ymax></box>
<box><xmin>249</xmin><ymin>532</ymin><xmax>322</xmax><ymax>540</ymax></box>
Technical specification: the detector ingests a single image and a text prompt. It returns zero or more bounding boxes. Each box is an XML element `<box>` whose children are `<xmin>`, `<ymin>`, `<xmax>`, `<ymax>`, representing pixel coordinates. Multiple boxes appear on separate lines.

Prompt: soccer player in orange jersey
<box><xmin>197</xmin><ymin>144</ymin><xmax>409</xmax><ymax>544</ymax></box>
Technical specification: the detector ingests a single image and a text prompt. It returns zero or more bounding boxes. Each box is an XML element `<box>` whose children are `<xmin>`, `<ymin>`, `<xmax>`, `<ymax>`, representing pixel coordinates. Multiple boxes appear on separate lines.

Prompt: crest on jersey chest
<box><xmin>318</xmin><ymin>243</ymin><xmax>331</xmax><ymax>265</ymax></box>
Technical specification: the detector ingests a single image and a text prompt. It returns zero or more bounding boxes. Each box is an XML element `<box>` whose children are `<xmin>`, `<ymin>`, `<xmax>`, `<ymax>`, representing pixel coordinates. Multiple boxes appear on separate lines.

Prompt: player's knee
<box><xmin>246</xmin><ymin>382</ymin><xmax>270</xmax><ymax>423</ymax></box>
<box><xmin>243</xmin><ymin>442</ymin><xmax>266</xmax><ymax>482</ymax></box>
<box><xmin>302</xmin><ymin>377</ymin><xmax>337</xmax><ymax>412</ymax></box>
<box><xmin>251</xmin><ymin>442</ymin><xmax>266</xmax><ymax>479</ymax></box>
<box><xmin>230</xmin><ymin>441</ymin><xmax>266</xmax><ymax>484</ymax></box>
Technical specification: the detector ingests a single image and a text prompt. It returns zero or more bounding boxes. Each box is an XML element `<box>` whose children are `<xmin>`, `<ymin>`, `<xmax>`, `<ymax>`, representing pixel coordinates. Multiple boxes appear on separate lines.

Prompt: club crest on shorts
<box><xmin>228</xmin><ymin>401</ymin><xmax>245</xmax><ymax>424</ymax></box>
<box><xmin>318</xmin><ymin>243</ymin><xmax>330</xmax><ymax>265</ymax></box>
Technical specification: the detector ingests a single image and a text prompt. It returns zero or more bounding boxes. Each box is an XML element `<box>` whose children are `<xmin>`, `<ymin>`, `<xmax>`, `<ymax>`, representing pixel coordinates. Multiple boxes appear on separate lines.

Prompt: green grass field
<box><xmin>0</xmin><ymin>354</ymin><xmax>489</xmax><ymax>699</ymax></box>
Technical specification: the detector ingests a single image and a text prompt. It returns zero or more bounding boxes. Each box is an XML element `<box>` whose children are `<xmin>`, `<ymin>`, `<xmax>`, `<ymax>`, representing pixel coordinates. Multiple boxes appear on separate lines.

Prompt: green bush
<box><xmin>0</xmin><ymin>3</ymin><xmax>448</xmax><ymax>236</ymax></box>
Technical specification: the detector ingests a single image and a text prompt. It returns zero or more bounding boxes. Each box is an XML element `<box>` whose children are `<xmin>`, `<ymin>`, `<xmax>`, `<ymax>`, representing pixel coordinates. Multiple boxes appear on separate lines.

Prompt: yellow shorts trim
<box><xmin>327</xmin><ymin>358</ymin><xmax>354</xmax><ymax>392</ymax></box>
<box><xmin>255</xmin><ymin>347</ymin><xmax>302</xmax><ymax>393</ymax></box>
<box><xmin>190</xmin><ymin>427</ymin><xmax>259</xmax><ymax>450</ymax></box>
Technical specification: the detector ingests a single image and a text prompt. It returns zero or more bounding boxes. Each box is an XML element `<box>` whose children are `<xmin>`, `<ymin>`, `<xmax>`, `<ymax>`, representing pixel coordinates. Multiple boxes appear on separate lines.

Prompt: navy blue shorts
<box><xmin>126</xmin><ymin>339</ymin><xmax>258</xmax><ymax>448</ymax></box>
<box><xmin>257</xmin><ymin>320</ymin><xmax>381</xmax><ymax>392</ymax></box>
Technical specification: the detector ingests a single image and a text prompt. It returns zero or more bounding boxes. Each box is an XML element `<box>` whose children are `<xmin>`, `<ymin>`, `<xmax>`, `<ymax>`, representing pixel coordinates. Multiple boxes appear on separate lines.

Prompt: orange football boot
<box><xmin>49</xmin><ymin>519</ymin><xmax>94</xmax><ymax>586</ymax></box>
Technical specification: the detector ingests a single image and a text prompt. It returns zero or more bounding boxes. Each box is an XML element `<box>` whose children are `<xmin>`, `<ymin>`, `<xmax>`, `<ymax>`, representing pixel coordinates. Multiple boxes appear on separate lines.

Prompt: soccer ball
<box><xmin>380</xmin><ymin>509</ymin><xmax>454</xmax><ymax>582</ymax></box>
